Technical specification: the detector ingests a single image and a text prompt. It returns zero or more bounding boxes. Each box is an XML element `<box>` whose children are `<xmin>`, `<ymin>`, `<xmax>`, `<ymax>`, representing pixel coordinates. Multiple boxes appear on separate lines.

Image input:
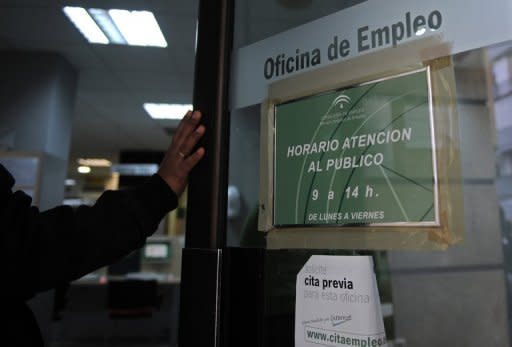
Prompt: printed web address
<box><xmin>304</xmin><ymin>326</ymin><xmax>387</xmax><ymax>347</ymax></box>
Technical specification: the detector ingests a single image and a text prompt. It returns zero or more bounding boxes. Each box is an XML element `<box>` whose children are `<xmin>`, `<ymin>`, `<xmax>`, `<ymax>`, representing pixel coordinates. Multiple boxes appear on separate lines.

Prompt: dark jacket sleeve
<box><xmin>0</xmin><ymin>164</ymin><xmax>177</xmax><ymax>300</ymax></box>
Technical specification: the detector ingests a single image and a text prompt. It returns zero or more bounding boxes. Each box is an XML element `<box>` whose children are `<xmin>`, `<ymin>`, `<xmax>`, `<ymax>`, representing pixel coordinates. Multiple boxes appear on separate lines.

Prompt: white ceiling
<box><xmin>0</xmin><ymin>0</ymin><xmax>198</xmax><ymax>162</ymax></box>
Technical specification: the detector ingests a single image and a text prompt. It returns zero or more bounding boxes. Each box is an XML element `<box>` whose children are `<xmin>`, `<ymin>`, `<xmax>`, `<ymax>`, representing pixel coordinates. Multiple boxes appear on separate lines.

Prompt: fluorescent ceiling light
<box><xmin>63</xmin><ymin>7</ymin><xmax>167</xmax><ymax>47</ymax></box>
<box><xmin>77</xmin><ymin>158</ymin><xmax>112</xmax><ymax>167</ymax></box>
<box><xmin>63</xmin><ymin>7</ymin><xmax>109</xmax><ymax>44</ymax></box>
<box><xmin>143</xmin><ymin>103</ymin><xmax>192</xmax><ymax>120</ymax></box>
<box><xmin>88</xmin><ymin>8</ymin><xmax>126</xmax><ymax>44</ymax></box>
<box><xmin>77</xmin><ymin>166</ymin><xmax>92</xmax><ymax>174</ymax></box>
<box><xmin>109</xmin><ymin>9</ymin><xmax>167</xmax><ymax>47</ymax></box>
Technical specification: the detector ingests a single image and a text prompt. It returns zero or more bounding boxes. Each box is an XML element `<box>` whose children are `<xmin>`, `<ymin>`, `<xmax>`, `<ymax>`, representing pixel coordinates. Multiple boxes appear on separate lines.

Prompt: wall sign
<box><xmin>232</xmin><ymin>0</ymin><xmax>512</xmax><ymax>109</ymax></box>
<box><xmin>274</xmin><ymin>68</ymin><xmax>438</xmax><ymax>227</ymax></box>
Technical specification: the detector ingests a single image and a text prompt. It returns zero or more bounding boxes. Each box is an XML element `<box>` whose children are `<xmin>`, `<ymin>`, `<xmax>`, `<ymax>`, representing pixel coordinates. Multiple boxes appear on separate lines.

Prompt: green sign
<box><xmin>274</xmin><ymin>68</ymin><xmax>438</xmax><ymax>227</ymax></box>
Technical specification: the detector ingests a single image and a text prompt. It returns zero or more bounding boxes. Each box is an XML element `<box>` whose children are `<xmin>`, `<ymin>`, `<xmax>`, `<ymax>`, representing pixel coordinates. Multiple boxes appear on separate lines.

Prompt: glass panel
<box><xmin>230</xmin><ymin>1</ymin><xmax>512</xmax><ymax>346</ymax></box>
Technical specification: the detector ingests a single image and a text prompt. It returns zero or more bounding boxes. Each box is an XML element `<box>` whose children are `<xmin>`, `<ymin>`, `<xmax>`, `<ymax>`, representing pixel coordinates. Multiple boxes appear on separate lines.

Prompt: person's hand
<box><xmin>158</xmin><ymin>110</ymin><xmax>205</xmax><ymax>196</ymax></box>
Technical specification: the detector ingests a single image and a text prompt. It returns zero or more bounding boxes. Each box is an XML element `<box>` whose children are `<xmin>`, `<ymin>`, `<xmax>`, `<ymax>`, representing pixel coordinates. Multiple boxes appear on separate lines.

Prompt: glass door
<box><xmin>225</xmin><ymin>1</ymin><xmax>512</xmax><ymax>347</ymax></box>
<box><xmin>182</xmin><ymin>1</ymin><xmax>512</xmax><ymax>346</ymax></box>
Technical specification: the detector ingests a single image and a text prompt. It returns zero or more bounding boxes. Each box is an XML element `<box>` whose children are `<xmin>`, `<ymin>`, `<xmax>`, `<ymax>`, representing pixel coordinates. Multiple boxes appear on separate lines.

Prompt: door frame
<box><xmin>179</xmin><ymin>1</ymin><xmax>236</xmax><ymax>346</ymax></box>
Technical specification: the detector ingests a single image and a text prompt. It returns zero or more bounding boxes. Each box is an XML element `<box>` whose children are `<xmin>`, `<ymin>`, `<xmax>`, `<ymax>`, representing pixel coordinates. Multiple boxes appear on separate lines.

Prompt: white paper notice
<box><xmin>295</xmin><ymin>255</ymin><xmax>387</xmax><ymax>347</ymax></box>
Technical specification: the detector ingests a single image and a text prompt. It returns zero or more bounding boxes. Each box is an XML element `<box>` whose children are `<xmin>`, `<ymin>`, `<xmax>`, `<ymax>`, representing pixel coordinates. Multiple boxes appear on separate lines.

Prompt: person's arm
<box><xmin>0</xmin><ymin>110</ymin><xmax>205</xmax><ymax>299</ymax></box>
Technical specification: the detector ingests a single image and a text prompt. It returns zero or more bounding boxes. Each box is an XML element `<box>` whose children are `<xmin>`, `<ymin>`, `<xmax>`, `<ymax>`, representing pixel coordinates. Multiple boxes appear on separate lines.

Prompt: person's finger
<box><xmin>171</xmin><ymin>110</ymin><xmax>193</xmax><ymax>146</ymax></box>
<box><xmin>178</xmin><ymin>124</ymin><xmax>205</xmax><ymax>158</ymax></box>
<box><xmin>173</xmin><ymin>110</ymin><xmax>202</xmax><ymax>148</ymax></box>
<box><xmin>182</xmin><ymin>147</ymin><xmax>205</xmax><ymax>172</ymax></box>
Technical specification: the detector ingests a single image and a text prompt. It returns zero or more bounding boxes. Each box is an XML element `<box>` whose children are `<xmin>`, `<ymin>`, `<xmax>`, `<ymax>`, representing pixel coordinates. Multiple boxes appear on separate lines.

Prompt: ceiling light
<box><xmin>143</xmin><ymin>103</ymin><xmax>192</xmax><ymax>120</ymax></box>
<box><xmin>78</xmin><ymin>166</ymin><xmax>92</xmax><ymax>174</ymax></box>
<box><xmin>63</xmin><ymin>7</ymin><xmax>109</xmax><ymax>44</ymax></box>
<box><xmin>88</xmin><ymin>8</ymin><xmax>126</xmax><ymax>44</ymax></box>
<box><xmin>63</xmin><ymin>7</ymin><xmax>167</xmax><ymax>47</ymax></box>
<box><xmin>109</xmin><ymin>9</ymin><xmax>167</xmax><ymax>47</ymax></box>
<box><xmin>77</xmin><ymin>158</ymin><xmax>112</xmax><ymax>167</ymax></box>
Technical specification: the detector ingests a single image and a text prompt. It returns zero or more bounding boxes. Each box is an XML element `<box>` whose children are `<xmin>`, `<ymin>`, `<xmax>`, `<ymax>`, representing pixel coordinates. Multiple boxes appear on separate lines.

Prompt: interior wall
<box><xmin>0</xmin><ymin>50</ymin><xmax>78</xmax><ymax>210</ymax></box>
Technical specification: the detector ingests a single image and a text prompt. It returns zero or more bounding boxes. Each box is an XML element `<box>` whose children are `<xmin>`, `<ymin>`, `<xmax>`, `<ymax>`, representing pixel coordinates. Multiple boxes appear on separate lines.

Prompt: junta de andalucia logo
<box><xmin>332</xmin><ymin>93</ymin><xmax>352</xmax><ymax>110</ymax></box>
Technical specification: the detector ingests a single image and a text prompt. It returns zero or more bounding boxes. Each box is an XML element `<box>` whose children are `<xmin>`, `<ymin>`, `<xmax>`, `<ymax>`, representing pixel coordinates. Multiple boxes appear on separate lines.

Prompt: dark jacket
<box><xmin>0</xmin><ymin>164</ymin><xmax>178</xmax><ymax>346</ymax></box>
